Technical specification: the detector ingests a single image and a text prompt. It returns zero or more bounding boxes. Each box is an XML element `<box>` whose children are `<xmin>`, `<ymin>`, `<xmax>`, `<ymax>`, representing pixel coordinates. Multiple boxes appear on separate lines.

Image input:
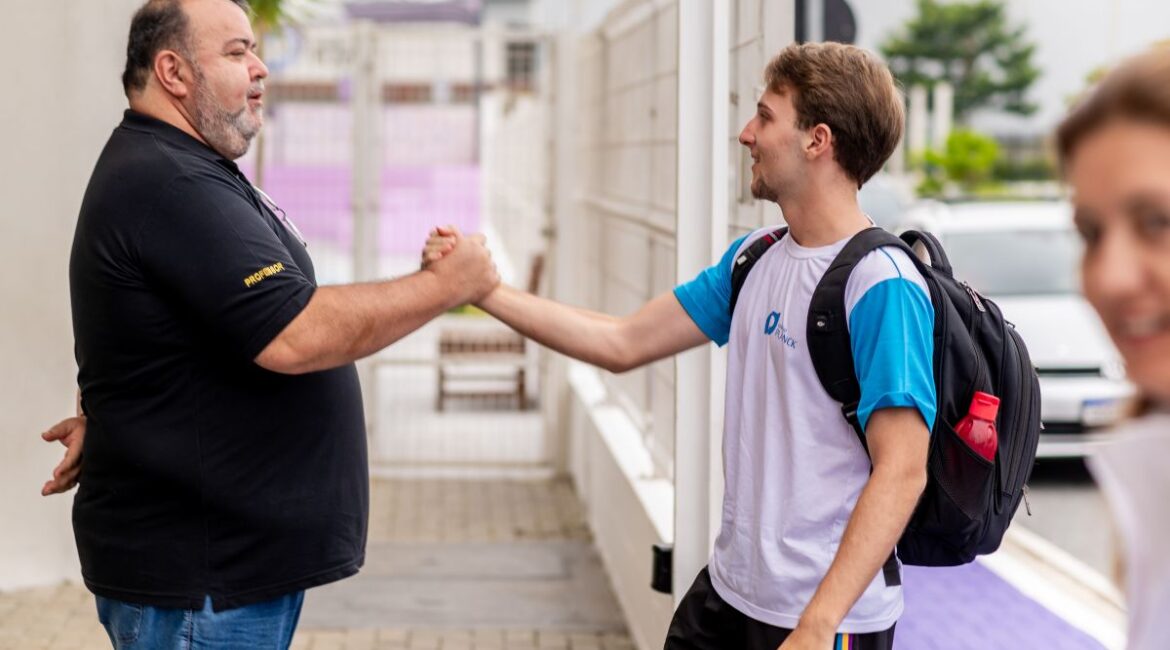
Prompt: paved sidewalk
<box><xmin>0</xmin><ymin>478</ymin><xmax>1120</xmax><ymax>650</ymax></box>
<box><xmin>0</xmin><ymin>479</ymin><xmax>633</xmax><ymax>650</ymax></box>
<box><xmin>0</xmin><ymin>582</ymin><xmax>106</xmax><ymax>650</ymax></box>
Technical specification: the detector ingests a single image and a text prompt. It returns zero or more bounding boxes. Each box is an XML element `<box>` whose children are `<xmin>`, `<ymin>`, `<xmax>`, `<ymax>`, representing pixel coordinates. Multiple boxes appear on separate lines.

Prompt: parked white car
<box><xmin>897</xmin><ymin>200</ymin><xmax>1136</xmax><ymax>458</ymax></box>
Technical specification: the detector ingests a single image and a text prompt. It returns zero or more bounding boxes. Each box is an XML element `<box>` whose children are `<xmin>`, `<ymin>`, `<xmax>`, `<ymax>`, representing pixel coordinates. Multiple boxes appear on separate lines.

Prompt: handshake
<box><xmin>419</xmin><ymin>225</ymin><xmax>501</xmax><ymax>307</ymax></box>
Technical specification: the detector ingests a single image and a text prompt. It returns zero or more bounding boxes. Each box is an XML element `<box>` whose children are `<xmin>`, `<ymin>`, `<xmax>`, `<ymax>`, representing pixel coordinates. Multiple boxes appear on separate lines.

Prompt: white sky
<box><xmin>320</xmin><ymin>0</ymin><xmax>1170</xmax><ymax>137</ymax></box>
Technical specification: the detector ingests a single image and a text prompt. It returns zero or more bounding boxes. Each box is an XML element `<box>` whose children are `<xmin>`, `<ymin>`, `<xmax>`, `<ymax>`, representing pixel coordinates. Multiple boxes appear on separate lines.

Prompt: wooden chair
<box><xmin>435</xmin><ymin>255</ymin><xmax>543</xmax><ymax>411</ymax></box>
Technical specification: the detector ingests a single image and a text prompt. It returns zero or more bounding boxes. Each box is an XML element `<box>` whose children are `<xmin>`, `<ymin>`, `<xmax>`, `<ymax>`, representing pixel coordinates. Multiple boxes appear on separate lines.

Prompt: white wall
<box><xmin>540</xmin><ymin>3</ymin><xmax>682</xmax><ymax>646</ymax></box>
<box><xmin>0</xmin><ymin>0</ymin><xmax>143</xmax><ymax>591</ymax></box>
<box><xmin>581</xmin><ymin>0</ymin><xmax>681</xmax><ymax>480</ymax></box>
<box><xmin>729</xmin><ymin>0</ymin><xmax>796</xmax><ymax>235</ymax></box>
<box><xmin>542</xmin><ymin>1</ymin><xmax>792</xmax><ymax>646</ymax></box>
<box><xmin>276</xmin><ymin>22</ymin><xmax>520</xmax><ymax>87</ymax></box>
<box><xmin>534</xmin><ymin>0</ymin><xmax>624</xmax><ymax>34</ymax></box>
<box><xmin>482</xmin><ymin>93</ymin><xmax>550</xmax><ymax>278</ymax></box>
<box><xmin>565</xmin><ymin>364</ymin><xmax>674</xmax><ymax>650</ymax></box>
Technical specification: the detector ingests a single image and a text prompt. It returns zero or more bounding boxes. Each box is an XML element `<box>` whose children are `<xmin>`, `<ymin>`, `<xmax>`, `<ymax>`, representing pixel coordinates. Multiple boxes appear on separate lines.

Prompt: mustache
<box><xmin>247</xmin><ymin>81</ymin><xmax>265</xmax><ymax>99</ymax></box>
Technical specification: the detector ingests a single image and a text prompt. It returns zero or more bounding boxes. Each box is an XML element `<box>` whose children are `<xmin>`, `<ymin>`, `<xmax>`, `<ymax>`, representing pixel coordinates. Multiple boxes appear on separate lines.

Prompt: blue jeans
<box><xmin>95</xmin><ymin>592</ymin><xmax>304</xmax><ymax>649</ymax></box>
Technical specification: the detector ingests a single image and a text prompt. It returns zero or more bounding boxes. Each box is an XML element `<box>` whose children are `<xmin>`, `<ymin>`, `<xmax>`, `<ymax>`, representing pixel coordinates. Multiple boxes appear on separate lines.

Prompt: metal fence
<box><xmin>571</xmin><ymin>0</ymin><xmax>791</xmax><ymax>480</ymax></box>
<box><xmin>238</xmin><ymin>18</ymin><xmax>555</xmax><ymax>477</ymax></box>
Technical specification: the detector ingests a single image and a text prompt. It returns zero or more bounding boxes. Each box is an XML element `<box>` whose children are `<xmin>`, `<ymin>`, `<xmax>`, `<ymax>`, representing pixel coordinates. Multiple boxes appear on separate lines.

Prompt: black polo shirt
<box><xmin>70</xmin><ymin>110</ymin><xmax>367</xmax><ymax>611</ymax></box>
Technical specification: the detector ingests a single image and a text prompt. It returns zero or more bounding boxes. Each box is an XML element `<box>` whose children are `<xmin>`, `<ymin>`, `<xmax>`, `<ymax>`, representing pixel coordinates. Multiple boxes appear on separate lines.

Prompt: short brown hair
<box><xmin>1057</xmin><ymin>47</ymin><xmax>1170</xmax><ymax>170</ymax></box>
<box><xmin>765</xmin><ymin>42</ymin><xmax>904</xmax><ymax>188</ymax></box>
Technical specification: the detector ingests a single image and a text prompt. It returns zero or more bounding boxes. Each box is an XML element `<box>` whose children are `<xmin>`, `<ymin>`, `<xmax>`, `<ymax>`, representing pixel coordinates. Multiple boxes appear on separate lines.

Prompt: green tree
<box><xmin>250</xmin><ymin>0</ymin><xmax>298</xmax><ymax>51</ymax></box>
<box><xmin>881</xmin><ymin>0</ymin><xmax>1040</xmax><ymax>122</ymax></box>
<box><xmin>918</xmin><ymin>129</ymin><xmax>1001</xmax><ymax>196</ymax></box>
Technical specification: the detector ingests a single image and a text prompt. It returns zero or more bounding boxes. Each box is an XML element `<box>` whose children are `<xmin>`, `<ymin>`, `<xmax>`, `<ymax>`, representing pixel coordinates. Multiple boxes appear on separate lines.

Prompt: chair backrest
<box><xmin>526</xmin><ymin>253</ymin><xmax>545</xmax><ymax>294</ymax></box>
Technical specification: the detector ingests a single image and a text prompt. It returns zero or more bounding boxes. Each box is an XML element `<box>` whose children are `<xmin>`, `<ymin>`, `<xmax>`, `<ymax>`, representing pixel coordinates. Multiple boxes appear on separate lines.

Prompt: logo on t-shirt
<box><xmin>764</xmin><ymin>311</ymin><xmax>798</xmax><ymax>349</ymax></box>
<box><xmin>243</xmin><ymin>261</ymin><xmax>286</xmax><ymax>288</ymax></box>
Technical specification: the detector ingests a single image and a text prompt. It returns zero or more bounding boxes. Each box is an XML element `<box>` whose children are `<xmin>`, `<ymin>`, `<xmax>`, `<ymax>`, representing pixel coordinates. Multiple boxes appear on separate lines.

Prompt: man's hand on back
<box><xmin>41</xmin><ymin>415</ymin><xmax>86</xmax><ymax>496</ymax></box>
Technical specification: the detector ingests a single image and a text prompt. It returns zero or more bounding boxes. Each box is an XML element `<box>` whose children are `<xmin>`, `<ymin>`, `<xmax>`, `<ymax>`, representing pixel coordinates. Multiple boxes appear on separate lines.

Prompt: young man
<box><xmin>427</xmin><ymin>42</ymin><xmax>934</xmax><ymax>650</ymax></box>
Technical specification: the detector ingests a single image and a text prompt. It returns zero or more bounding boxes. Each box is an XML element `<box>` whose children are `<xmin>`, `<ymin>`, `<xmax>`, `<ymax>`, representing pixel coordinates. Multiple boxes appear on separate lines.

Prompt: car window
<box><xmin>941</xmin><ymin>229</ymin><xmax>1082</xmax><ymax>296</ymax></box>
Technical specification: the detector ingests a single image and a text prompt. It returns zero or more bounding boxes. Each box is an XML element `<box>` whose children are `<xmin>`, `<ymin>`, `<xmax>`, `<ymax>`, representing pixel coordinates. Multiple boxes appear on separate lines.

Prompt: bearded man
<box><xmin>39</xmin><ymin>1</ymin><xmax>498</xmax><ymax>646</ymax></box>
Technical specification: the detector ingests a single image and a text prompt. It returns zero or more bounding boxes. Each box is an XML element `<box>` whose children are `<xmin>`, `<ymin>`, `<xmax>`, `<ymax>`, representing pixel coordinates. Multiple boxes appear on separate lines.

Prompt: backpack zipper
<box><xmin>1000</xmin><ymin>328</ymin><xmax>1026</xmax><ymax>496</ymax></box>
<box><xmin>1001</xmin><ymin>327</ymin><xmax>1040</xmax><ymax>498</ymax></box>
<box><xmin>993</xmin><ymin>303</ymin><xmax>1011</xmax><ymax>500</ymax></box>
<box><xmin>962</xmin><ymin>281</ymin><xmax>987</xmax><ymax>313</ymax></box>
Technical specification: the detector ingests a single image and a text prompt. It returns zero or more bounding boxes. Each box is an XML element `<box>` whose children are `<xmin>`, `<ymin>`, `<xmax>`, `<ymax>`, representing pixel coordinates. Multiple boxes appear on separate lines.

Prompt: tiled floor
<box><xmin>0</xmin><ymin>478</ymin><xmax>632</xmax><ymax>650</ymax></box>
<box><xmin>366</xmin><ymin>479</ymin><xmax>591</xmax><ymax>544</ymax></box>
<box><xmin>0</xmin><ymin>478</ymin><xmax>1119</xmax><ymax>650</ymax></box>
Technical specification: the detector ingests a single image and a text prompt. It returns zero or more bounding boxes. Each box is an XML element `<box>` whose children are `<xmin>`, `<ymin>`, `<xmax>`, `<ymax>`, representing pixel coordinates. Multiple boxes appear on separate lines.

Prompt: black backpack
<box><xmin>729</xmin><ymin>226</ymin><xmax>1041</xmax><ymax>567</ymax></box>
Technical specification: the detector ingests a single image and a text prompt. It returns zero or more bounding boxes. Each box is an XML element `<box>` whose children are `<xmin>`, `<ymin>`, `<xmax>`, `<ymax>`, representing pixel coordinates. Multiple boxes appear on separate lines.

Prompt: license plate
<box><xmin>1081</xmin><ymin>398</ymin><xmax>1125</xmax><ymax>427</ymax></box>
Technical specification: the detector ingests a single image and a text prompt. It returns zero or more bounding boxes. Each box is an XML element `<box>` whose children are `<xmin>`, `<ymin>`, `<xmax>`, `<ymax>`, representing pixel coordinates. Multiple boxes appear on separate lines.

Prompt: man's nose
<box><xmin>251</xmin><ymin>51</ymin><xmax>269</xmax><ymax>80</ymax></box>
<box><xmin>738</xmin><ymin>123</ymin><xmax>753</xmax><ymax>147</ymax></box>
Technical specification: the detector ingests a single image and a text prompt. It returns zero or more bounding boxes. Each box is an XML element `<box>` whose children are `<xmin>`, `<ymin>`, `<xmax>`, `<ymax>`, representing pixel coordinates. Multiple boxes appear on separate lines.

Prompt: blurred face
<box><xmin>738</xmin><ymin>87</ymin><xmax>808</xmax><ymax>203</ymax></box>
<box><xmin>182</xmin><ymin>0</ymin><xmax>268</xmax><ymax>159</ymax></box>
<box><xmin>1068</xmin><ymin>119</ymin><xmax>1170</xmax><ymax>401</ymax></box>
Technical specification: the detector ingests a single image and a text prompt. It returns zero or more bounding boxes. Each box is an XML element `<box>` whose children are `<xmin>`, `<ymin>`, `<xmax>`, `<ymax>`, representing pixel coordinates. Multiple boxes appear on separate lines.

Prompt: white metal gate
<box><xmin>242</xmin><ymin>15</ymin><xmax>556</xmax><ymax>477</ymax></box>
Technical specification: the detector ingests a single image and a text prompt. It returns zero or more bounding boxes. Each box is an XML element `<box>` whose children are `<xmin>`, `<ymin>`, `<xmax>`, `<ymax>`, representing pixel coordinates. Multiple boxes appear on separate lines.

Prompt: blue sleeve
<box><xmin>672</xmin><ymin>233</ymin><xmax>750</xmax><ymax>347</ymax></box>
<box><xmin>850</xmin><ymin>278</ymin><xmax>937</xmax><ymax>432</ymax></box>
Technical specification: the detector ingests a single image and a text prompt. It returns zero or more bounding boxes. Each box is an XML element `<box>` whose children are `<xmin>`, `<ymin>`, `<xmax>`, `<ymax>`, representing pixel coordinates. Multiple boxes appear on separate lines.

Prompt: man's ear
<box><xmin>154</xmin><ymin>50</ymin><xmax>191</xmax><ymax>99</ymax></box>
<box><xmin>805</xmin><ymin>123</ymin><xmax>833</xmax><ymax>160</ymax></box>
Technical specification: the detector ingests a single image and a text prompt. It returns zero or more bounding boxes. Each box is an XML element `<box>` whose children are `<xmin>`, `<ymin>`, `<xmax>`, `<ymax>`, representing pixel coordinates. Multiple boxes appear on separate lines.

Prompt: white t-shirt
<box><xmin>1087</xmin><ymin>411</ymin><xmax>1170</xmax><ymax>650</ymax></box>
<box><xmin>673</xmin><ymin>227</ymin><xmax>936</xmax><ymax>632</ymax></box>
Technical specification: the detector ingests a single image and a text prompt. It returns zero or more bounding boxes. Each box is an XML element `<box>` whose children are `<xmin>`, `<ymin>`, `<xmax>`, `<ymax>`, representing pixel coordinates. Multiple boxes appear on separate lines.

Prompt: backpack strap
<box><xmin>728</xmin><ymin>227</ymin><xmax>788</xmax><ymax>318</ymax></box>
<box><xmin>899</xmin><ymin>229</ymin><xmax>952</xmax><ymax>276</ymax></box>
<box><xmin>807</xmin><ymin>227</ymin><xmax>912</xmax><ymax>447</ymax></box>
<box><xmin>808</xmin><ymin>227</ymin><xmax>919</xmax><ymax>589</ymax></box>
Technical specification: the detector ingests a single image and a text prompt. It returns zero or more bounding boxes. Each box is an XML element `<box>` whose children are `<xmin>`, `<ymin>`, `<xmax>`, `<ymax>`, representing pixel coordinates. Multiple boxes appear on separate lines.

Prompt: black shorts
<box><xmin>664</xmin><ymin>567</ymin><xmax>896</xmax><ymax>650</ymax></box>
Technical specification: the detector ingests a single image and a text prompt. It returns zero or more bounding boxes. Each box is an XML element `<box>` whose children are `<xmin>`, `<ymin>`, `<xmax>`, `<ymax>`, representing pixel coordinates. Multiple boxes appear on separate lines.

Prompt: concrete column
<box><xmin>931</xmin><ymin>81</ymin><xmax>954</xmax><ymax>151</ymax></box>
<box><xmin>674</xmin><ymin>0</ymin><xmax>729</xmax><ymax>604</ymax></box>
<box><xmin>352</xmin><ymin>20</ymin><xmax>381</xmax><ymax>284</ymax></box>
<box><xmin>908</xmin><ymin>84</ymin><xmax>929</xmax><ymax>158</ymax></box>
<box><xmin>888</xmin><ymin>128</ymin><xmax>908</xmax><ymax>175</ymax></box>
<box><xmin>804</xmin><ymin>0</ymin><xmax>825</xmax><ymax>42</ymax></box>
<box><xmin>351</xmin><ymin>20</ymin><xmax>382</xmax><ymax>431</ymax></box>
<box><xmin>542</xmin><ymin>0</ymin><xmax>584</xmax><ymax>476</ymax></box>
<box><xmin>0</xmin><ymin>0</ymin><xmax>144</xmax><ymax>590</ymax></box>
<box><xmin>764</xmin><ymin>0</ymin><xmax>799</xmax><ymax>55</ymax></box>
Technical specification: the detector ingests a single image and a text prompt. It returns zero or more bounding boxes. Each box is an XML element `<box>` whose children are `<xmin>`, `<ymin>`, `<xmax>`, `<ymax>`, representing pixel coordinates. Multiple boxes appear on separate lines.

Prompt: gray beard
<box><xmin>189</xmin><ymin>67</ymin><xmax>263</xmax><ymax>160</ymax></box>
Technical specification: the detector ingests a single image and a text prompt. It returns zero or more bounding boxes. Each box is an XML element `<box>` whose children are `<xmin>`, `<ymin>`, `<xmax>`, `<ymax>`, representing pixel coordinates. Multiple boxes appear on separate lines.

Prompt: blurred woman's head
<box><xmin>1058</xmin><ymin>48</ymin><xmax>1170</xmax><ymax>402</ymax></box>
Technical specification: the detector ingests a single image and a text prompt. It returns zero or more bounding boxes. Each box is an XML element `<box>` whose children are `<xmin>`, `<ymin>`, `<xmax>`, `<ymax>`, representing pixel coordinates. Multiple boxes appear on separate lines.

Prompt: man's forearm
<box><xmin>477</xmin><ymin>284</ymin><xmax>637</xmax><ymax>372</ymax></box>
<box><xmin>259</xmin><ymin>270</ymin><xmax>456</xmax><ymax>374</ymax></box>
<box><xmin>798</xmin><ymin>464</ymin><xmax>926</xmax><ymax>635</ymax></box>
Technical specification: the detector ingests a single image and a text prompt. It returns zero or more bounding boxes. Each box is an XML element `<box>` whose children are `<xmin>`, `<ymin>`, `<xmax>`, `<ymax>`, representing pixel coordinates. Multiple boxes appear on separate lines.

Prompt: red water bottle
<box><xmin>955</xmin><ymin>391</ymin><xmax>999</xmax><ymax>462</ymax></box>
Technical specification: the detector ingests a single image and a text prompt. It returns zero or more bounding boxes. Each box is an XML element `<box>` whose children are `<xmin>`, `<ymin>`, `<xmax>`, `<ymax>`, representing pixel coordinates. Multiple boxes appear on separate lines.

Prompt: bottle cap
<box><xmin>970</xmin><ymin>391</ymin><xmax>1000</xmax><ymax>421</ymax></box>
